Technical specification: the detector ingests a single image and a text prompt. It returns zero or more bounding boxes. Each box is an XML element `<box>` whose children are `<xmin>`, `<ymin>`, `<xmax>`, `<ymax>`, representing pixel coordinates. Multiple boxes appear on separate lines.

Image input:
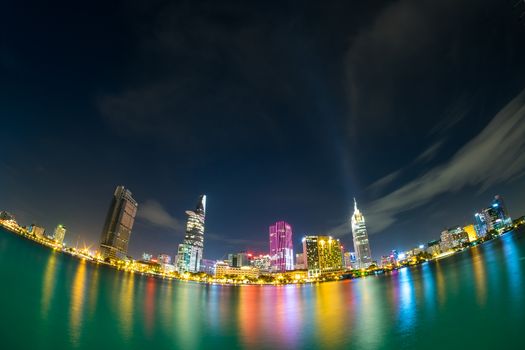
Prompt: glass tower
<box><xmin>269</xmin><ymin>221</ymin><xmax>294</xmax><ymax>272</ymax></box>
<box><xmin>99</xmin><ymin>186</ymin><xmax>138</xmax><ymax>260</ymax></box>
<box><xmin>491</xmin><ymin>195</ymin><xmax>512</xmax><ymax>227</ymax></box>
<box><xmin>351</xmin><ymin>199</ymin><xmax>372</xmax><ymax>268</ymax></box>
<box><xmin>177</xmin><ymin>195</ymin><xmax>206</xmax><ymax>273</ymax></box>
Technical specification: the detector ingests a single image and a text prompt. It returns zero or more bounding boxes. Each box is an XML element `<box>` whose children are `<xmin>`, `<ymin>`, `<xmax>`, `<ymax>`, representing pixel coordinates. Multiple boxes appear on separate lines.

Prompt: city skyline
<box><xmin>2</xmin><ymin>1</ymin><xmax>525</xmax><ymax>349</ymax></box>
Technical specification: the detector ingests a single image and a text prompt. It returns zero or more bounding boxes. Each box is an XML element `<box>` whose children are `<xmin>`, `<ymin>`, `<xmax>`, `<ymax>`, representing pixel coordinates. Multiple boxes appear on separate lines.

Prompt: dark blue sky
<box><xmin>1</xmin><ymin>0</ymin><xmax>525</xmax><ymax>260</ymax></box>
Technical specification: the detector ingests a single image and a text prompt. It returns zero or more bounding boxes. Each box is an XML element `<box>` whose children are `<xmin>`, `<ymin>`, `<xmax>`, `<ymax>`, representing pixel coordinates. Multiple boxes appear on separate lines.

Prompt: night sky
<box><xmin>2</xmin><ymin>0</ymin><xmax>525</xmax><ymax>261</ymax></box>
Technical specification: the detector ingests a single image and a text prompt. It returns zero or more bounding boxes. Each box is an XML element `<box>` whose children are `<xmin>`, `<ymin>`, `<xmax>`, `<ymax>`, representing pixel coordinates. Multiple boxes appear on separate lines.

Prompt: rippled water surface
<box><xmin>1</xmin><ymin>227</ymin><xmax>524</xmax><ymax>349</ymax></box>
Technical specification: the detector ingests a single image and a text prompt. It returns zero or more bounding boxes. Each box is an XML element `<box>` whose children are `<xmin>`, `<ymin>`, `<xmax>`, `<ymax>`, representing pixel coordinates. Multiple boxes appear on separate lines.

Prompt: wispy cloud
<box><xmin>137</xmin><ymin>200</ymin><xmax>183</xmax><ymax>232</ymax></box>
<box><xmin>366</xmin><ymin>168</ymin><xmax>403</xmax><ymax>194</ymax></box>
<box><xmin>366</xmin><ymin>89</ymin><xmax>525</xmax><ymax>233</ymax></box>
<box><xmin>414</xmin><ymin>140</ymin><xmax>443</xmax><ymax>164</ymax></box>
<box><xmin>366</xmin><ymin>140</ymin><xmax>443</xmax><ymax>195</ymax></box>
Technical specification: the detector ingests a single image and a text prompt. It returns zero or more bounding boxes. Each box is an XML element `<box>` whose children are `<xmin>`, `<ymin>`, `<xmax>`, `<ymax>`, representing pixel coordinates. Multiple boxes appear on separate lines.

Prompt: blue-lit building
<box><xmin>475</xmin><ymin>195</ymin><xmax>512</xmax><ymax>235</ymax></box>
<box><xmin>474</xmin><ymin>212</ymin><xmax>488</xmax><ymax>237</ymax></box>
<box><xmin>490</xmin><ymin>195</ymin><xmax>512</xmax><ymax>227</ymax></box>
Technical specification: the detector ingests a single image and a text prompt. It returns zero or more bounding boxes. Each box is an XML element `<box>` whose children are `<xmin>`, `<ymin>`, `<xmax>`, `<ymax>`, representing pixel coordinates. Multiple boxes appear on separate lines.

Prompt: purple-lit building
<box><xmin>269</xmin><ymin>221</ymin><xmax>294</xmax><ymax>272</ymax></box>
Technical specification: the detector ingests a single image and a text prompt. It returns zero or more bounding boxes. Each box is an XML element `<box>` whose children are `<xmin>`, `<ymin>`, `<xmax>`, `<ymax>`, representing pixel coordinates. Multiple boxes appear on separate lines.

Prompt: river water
<box><xmin>0</xmin><ymin>226</ymin><xmax>524</xmax><ymax>349</ymax></box>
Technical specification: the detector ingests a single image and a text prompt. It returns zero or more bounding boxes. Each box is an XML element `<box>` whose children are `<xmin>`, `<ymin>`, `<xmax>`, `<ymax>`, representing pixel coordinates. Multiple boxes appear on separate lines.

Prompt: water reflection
<box><xmin>238</xmin><ymin>286</ymin><xmax>262</xmax><ymax>348</ymax></box>
<box><xmin>435</xmin><ymin>262</ymin><xmax>446</xmax><ymax>306</ymax></box>
<box><xmin>119</xmin><ymin>272</ymin><xmax>135</xmax><ymax>340</ymax></box>
<box><xmin>397</xmin><ymin>268</ymin><xmax>416</xmax><ymax>334</ymax></box>
<box><xmin>175</xmin><ymin>283</ymin><xmax>198</xmax><ymax>349</ymax></box>
<box><xmin>41</xmin><ymin>252</ymin><xmax>58</xmax><ymax>319</ymax></box>
<box><xmin>69</xmin><ymin>260</ymin><xmax>87</xmax><ymax>346</ymax></box>
<box><xmin>500</xmin><ymin>233</ymin><xmax>523</xmax><ymax>301</ymax></box>
<box><xmin>421</xmin><ymin>263</ymin><xmax>436</xmax><ymax>313</ymax></box>
<box><xmin>158</xmin><ymin>281</ymin><xmax>174</xmax><ymax>337</ymax></box>
<box><xmin>470</xmin><ymin>247</ymin><xmax>487</xmax><ymax>307</ymax></box>
<box><xmin>143</xmin><ymin>277</ymin><xmax>156</xmax><ymax>337</ymax></box>
<box><xmin>353</xmin><ymin>277</ymin><xmax>385</xmax><ymax>349</ymax></box>
<box><xmin>87</xmin><ymin>265</ymin><xmax>100</xmax><ymax>318</ymax></box>
<box><xmin>314</xmin><ymin>282</ymin><xmax>347</xmax><ymax>348</ymax></box>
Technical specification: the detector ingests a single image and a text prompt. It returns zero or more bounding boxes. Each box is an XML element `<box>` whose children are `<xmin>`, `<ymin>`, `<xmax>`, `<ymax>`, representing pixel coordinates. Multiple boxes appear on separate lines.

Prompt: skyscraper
<box><xmin>269</xmin><ymin>221</ymin><xmax>294</xmax><ymax>272</ymax></box>
<box><xmin>490</xmin><ymin>195</ymin><xmax>512</xmax><ymax>228</ymax></box>
<box><xmin>474</xmin><ymin>212</ymin><xmax>488</xmax><ymax>237</ymax></box>
<box><xmin>302</xmin><ymin>235</ymin><xmax>320</xmax><ymax>273</ymax></box>
<box><xmin>317</xmin><ymin>236</ymin><xmax>343</xmax><ymax>272</ymax></box>
<box><xmin>54</xmin><ymin>224</ymin><xmax>66</xmax><ymax>244</ymax></box>
<box><xmin>99</xmin><ymin>186</ymin><xmax>138</xmax><ymax>260</ymax></box>
<box><xmin>351</xmin><ymin>199</ymin><xmax>372</xmax><ymax>269</ymax></box>
<box><xmin>302</xmin><ymin>235</ymin><xmax>343</xmax><ymax>276</ymax></box>
<box><xmin>176</xmin><ymin>195</ymin><xmax>206</xmax><ymax>273</ymax></box>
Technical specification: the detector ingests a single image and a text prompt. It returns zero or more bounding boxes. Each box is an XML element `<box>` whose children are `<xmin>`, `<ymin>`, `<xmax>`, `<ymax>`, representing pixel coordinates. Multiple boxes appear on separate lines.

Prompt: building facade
<box><xmin>343</xmin><ymin>251</ymin><xmax>357</xmax><ymax>269</ymax></box>
<box><xmin>440</xmin><ymin>227</ymin><xmax>469</xmax><ymax>251</ymax></box>
<box><xmin>302</xmin><ymin>235</ymin><xmax>320</xmax><ymax>275</ymax></box>
<box><xmin>99</xmin><ymin>186</ymin><xmax>138</xmax><ymax>260</ymax></box>
<box><xmin>269</xmin><ymin>221</ymin><xmax>294</xmax><ymax>272</ymax></box>
<box><xmin>227</xmin><ymin>252</ymin><xmax>251</xmax><ymax>267</ymax></box>
<box><xmin>474</xmin><ymin>212</ymin><xmax>488</xmax><ymax>237</ymax></box>
<box><xmin>250</xmin><ymin>254</ymin><xmax>272</xmax><ymax>272</ymax></box>
<box><xmin>53</xmin><ymin>224</ymin><xmax>66</xmax><ymax>244</ymax></box>
<box><xmin>463</xmin><ymin>224</ymin><xmax>477</xmax><ymax>242</ymax></box>
<box><xmin>351</xmin><ymin>199</ymin><xmax>372</xmax><ymax>268</ymax></box>
<box><xmin>302</xmin><ymin>235</ymin><xmax>343</xmax><ymax>276</ymax></box>
<box><xmin>176</xmin><ymin>195</ymin><xmax>206</xmax><ymax>273</ymax></box>
<box><xmin>199</xmin><ymin>259</ymin><xmax>216</xmax><ymax>275</ymax></box>
<box><xmin>215</xmin><ymin>261</ymin><xmax>260</xmax><ymax>279</ymax></box>
<box><xmin>318</xmin><ymin>236</ymin><xmax>343</xmax><ymax>272</ymax></box>
<box><xmin>295</xmin><ymin>253</ymin><xmax>305</xmax><ymax>270</ymax></box>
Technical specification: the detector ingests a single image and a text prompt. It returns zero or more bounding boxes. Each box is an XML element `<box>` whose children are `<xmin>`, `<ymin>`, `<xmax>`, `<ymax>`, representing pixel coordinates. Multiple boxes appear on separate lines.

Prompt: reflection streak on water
<box><xmin>238</xmin><ymin>286</ymin><xmax>261</xmax><ymax>348</ymax></box>
<box><xmin>41</xmin><ymin>252</ymin><xmax>57</xmax><ymax>319</ymax></box>
<box><xmin>397</xmin><ymin>268</ymin><xmax>416</xmax><ymax>334</ymax></box>
<box><xmin>315</xmin><ymin>282</ymin><xmax>346</xmax><ymax>348</ymax></box>
<box><xmin>119</xmin><ymin>272</ymin><xmax>135</xmax><ymax>340</ymax></box>
<box><xmin>471</xmin><ymin>247</ymin><xmax>487</xmax><ymax>307</ymax></box>
<box><xmin>143</xmin><ymin>277</ymin><xmax>155</xmax><ymax>337</ymax></box>
<box><xmin>69</xmin><ymin>260</ymin><xmax>87</xmax><ymax>346</ymax></box>
<box><xmin>500</xmin><ymin>234</ymin><xmax>523</xmax><ymax>301</ymax></box>
<box><xmin>283</xmin><ymin>285</ymin><xmax>302</xmax><ymax>347</ymax></box>
<box><xmin>87</xmin><ymin>266</ymin><xmax>99</xmax><ymax>317</ymax></box>
<box><xmin>158</xmin><ymin>281</ymin><xmax>173</xmax><ymax>337</ymax></box>
<box><xmin>421</xmin><ymin>263</ymin><xmax>436</xmax><ymax>314</ymax></box>
<box><xmin>353</xmin><ymin>278</ymin><xmax>383</xmax><ymax>349</ymax></box>
<box><xmin>435</xmin><ymin>262</ymin><xmax>446</xmax><ymax>306</ymax></box>
<box><xmin>175</xmin><ymin>284</ymin><xmax>198</xmax><ymax>349</ymax></box>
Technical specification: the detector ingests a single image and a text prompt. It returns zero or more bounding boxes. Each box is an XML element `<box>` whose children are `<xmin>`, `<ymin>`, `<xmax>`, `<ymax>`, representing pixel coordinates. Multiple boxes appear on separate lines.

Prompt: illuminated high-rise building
<box><xmin>302</xmin><ymin>235</ymin><xmax>343</xmax><ymax>276</ymax></box>
<box><xmin>269</xmin><ymin>221</ymin><xmax>294</xmax><ymax>272</ymax></box>
<box><xmin>490</xmin><ymin>195</ymin><xmax>512</xmax><ymax>228</ymax></box>
<box><xmin>351</xmin><ymin>199</ymin><xmax>372</xmax><ymax>268</ymax></box>
<box><xmin>99</xmin><ymin>186</ymin><xmax>138</xmax><ymax>260</ymax></box>
<box><xmin>176</xmin><ymin>195</ymin><xmax>206</xmax><ymax>273</ymax></box>
<box><xmin>474</xmin><ymin>212</ymin><xmax>488</xmax><ymax>237</ymax></box>
<box><xmin>302</xmin><ymin>235</ymin><xmax>320</xmax><ymax>273</ymax></box>
<box><xmin>317</xmin><ymin>236</ymin><xmax>343</xmax><ymax>272</ymax></box>
<box><xmin>53</xmin><ymin>224</ymin><xmax>66</xmax><ymax>244</ymax></box>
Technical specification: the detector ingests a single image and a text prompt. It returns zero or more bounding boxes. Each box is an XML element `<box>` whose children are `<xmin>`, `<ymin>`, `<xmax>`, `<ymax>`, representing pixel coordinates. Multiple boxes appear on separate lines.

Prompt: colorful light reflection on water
<box><xmin>1</xmin><ymin>227</ymin><xmax>525</xmax><ymax>349</ymax></box>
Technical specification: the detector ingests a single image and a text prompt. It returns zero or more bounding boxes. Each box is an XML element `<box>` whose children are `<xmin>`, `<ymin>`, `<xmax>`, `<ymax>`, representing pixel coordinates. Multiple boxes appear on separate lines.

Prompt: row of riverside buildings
<box><xmin>91</xmin><ymin>185</ymin><xmax>515</xmax><ymax>279</ymax></box>
<box><xmin>96</xmin><ymin>185</ymin><xmax>374</xmax><ymax>278</ymax></box>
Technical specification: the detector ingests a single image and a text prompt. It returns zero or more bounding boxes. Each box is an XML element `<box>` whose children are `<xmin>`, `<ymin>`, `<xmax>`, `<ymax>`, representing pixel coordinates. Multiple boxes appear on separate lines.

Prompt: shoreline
<box><xmin>0</xmin><ymin>222</ymin><xmax>520</xmax><ymax>287</ymax></box>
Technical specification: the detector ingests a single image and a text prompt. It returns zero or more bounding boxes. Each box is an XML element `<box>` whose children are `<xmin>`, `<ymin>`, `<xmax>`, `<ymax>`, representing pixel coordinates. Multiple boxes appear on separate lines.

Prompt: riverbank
<box><xmin>0</xmin><ymin>220</ymin><xmax>523</xmax><ymax>286</ymax></box>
